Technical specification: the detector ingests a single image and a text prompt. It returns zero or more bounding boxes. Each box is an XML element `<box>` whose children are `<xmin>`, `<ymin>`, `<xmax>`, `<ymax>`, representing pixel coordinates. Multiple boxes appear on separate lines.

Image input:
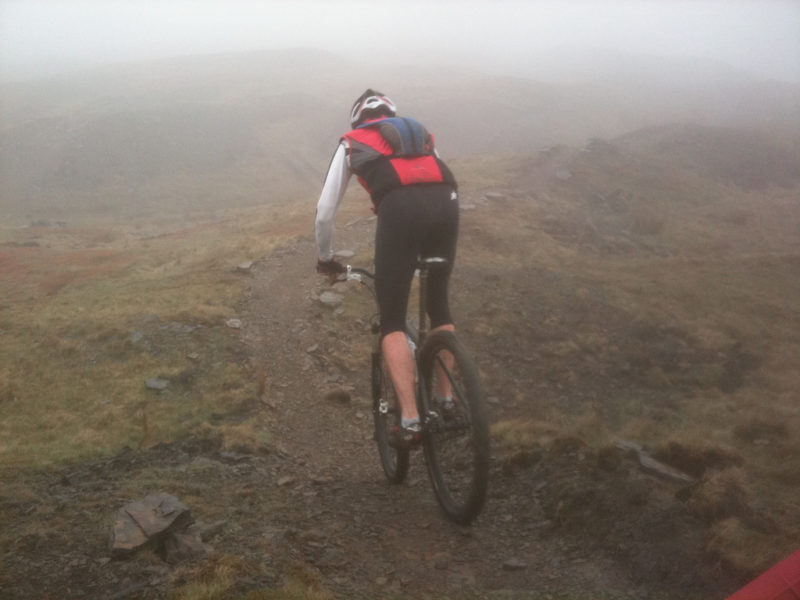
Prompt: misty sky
<box><xmin>1</xmin><ymin>0</ymin><xmax>799</xmax><ymax>83</ymax></box>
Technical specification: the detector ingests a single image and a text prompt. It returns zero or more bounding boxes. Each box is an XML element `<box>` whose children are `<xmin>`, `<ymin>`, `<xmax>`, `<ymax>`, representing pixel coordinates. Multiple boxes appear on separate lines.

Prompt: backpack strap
<box><xmin>358</xmin><ymin>117</ymin><xmax>431</xmax><ymax>156</ymax></box>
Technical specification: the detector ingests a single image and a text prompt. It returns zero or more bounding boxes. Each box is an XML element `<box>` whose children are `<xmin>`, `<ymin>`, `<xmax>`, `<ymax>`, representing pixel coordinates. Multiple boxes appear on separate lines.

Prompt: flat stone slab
<box><xmin>110</xmin><ymin>493</ymin><xmax>194</xmax><ymax>557</ymax></box>
<box><xmin>616</xmin><ymin>440</ymin><xmax>695</xmax><ymax>484</ymax></box>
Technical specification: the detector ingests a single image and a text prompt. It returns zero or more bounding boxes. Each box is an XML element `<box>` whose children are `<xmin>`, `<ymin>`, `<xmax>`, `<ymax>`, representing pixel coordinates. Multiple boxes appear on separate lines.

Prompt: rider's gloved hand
<box><xmin>316</xmin><ymin>258</ymin><xmax>346</xmax><ymax>276</ymax></box>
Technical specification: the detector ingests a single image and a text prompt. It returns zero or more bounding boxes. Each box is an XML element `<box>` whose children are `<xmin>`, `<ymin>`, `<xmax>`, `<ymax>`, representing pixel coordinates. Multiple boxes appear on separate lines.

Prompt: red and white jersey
<box><xmin>315</xmin><ymin>116</ymin><xmax>456</xmax><ymax>261</ymax></box>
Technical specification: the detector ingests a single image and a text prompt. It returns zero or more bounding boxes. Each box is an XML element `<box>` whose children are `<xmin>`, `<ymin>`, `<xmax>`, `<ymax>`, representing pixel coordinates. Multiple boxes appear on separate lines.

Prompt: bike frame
<box><xmin>343</xmin><ymin>257</ymin><xmax>449</xmax><ymax>418</ymax></box>
<box><xmin>415</xmin><ymin>257</ymin><xmax>448</xmax><ymax>347</ymax></box>
<box><xmin>342</xmin><ymin>258</ymin><xmax>489</xmax><ymax>523</ymax></box>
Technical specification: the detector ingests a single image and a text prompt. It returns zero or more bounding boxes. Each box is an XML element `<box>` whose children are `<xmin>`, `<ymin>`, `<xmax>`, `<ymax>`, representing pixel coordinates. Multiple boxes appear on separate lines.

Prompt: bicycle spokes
<box><xmin>420</xmin><ymin>331</ymin><xmax>489</xmax><ymax>524</ymax></box>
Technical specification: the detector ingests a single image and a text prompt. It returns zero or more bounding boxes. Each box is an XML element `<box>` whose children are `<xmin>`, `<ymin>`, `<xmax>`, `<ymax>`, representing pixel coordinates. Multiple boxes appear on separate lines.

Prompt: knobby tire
<box><xmin>419</xmin><ymin>330</ymin><xmax>489</xmax><ymax>524</ymax></box>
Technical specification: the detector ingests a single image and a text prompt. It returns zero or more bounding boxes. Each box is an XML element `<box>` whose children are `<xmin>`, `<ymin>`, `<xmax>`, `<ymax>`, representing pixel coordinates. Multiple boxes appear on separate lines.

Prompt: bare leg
<box><xmin>382</xmin><ymin>331</ymin><xmax>418</xmax><ymax>422</ymax></box>
<box><xmin>383</xmin><ymin>324</ymin><xmax>456</xmax><ymax>422</ymax></box>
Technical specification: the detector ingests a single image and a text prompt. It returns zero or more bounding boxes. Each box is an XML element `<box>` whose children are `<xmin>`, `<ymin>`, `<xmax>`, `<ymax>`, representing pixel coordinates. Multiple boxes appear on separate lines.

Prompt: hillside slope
<box><xmin>2</xmin><ymin>49</ymin><xmax>798</xmax><ymax>226</ymax></box>
<box><xmin>1</xmin><ymin>121</ymin><xmax>798</xmax><ymax>598</ymax></box>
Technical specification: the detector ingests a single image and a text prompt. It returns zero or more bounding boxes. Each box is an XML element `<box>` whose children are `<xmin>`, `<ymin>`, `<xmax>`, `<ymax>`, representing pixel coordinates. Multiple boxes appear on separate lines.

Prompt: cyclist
<box><xmin>315</xmin><ymin>89</ymin><xmax>459</xmax><ymax>447</ymax></box>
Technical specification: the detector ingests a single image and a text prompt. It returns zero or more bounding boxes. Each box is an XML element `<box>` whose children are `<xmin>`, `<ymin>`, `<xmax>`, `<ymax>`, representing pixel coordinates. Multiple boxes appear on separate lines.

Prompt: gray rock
<box><xmin>109</xmin><ymin>493</ymin><xmax>194</xmax><ymax>557</ymax></box>
<box><xmin>503</xmin><ymin>558</ymin><xmax>528</xmax><ymax>571</ymax></box>
<box><xmin>145</xmin><ymin>378</ymin><xmax>169</xmax><ymax>391</ymax></box>
<box><xmin>226</xmin><ymin>318</ymin><xmax>243</xmax><ymax>329</ymax></box>
<box><xmin>615</xmin><ymin>440</ymin><xmax>695</xmax><ymax>483</ymax></box>
<box><xmin>638</xmin><ymin>452</ymin><xmax>695</xmax><ymax>483</ymax></box>
<box><xmin>167</xmin><ymin>321</ymin><xmax>196</xmax><ymax>335</ymax></box>
<box><xmin>319</xmin><ymin>291</ymin><xmax>343</xmax><ymax>307</ymax></box>
<box><xmin>277</xmin><ymin>476</ymin><xmax>296</xmax><ymax>487</ymax></box>
<box><xmin>236</xmin><ymin>261</ymin><xmax>254</xmax><ymax>273</ymax></box>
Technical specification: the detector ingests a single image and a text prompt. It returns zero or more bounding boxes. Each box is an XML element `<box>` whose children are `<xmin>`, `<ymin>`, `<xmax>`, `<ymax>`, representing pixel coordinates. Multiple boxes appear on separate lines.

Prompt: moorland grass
<box><xmin>463</xmin><ymin>148</ymin><xmax>800</xmax><ymax>574</ymax></box>
<box><xmin>0</xmin><ymin>202</ymin><xmax>310</xmax><ymax>470</ymax></box>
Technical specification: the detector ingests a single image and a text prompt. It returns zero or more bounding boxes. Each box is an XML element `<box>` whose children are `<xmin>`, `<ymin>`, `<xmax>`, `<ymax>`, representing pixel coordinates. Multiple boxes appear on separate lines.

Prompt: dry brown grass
<box><xmin>169</xmin><ymin>554</ymin><xmax>261</xmax><ymax>600</ymax></box>
<box><xmin>0</xmin><ymin>201</ymin><xmax>308</xmax><ymax>469</ymax></box>
<box><xmin>491</xmin><ymin>419</ymin><xmax>561</xmax><ymax>451</ymax></box>
<box><xmin>168</xmin><ymin>554</ymin><xmax>336</xmax><ymax>600</ymax></box>
<box><xmin>707</xmin><ymin>518</ymin><xmax>783</xmax><ymax>574</ymax></box>
<box><xmin>652</xmin><ymin>439</ymin><xmax>743</xmax><ymax>478</ymax></box>
<box><xmin>216</xmin><ymin>423</ymin><xmax>273</xmax><ymax>454</ymax></box>
<box><xmin>453</xmin><ymin>140</ymin><xmax>800</xmax><ymax>575</ymax></box>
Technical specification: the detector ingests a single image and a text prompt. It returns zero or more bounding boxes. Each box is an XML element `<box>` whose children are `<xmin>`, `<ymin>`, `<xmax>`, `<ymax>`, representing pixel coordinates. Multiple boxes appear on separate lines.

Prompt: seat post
<box><xmin>418</xmin><ymin>263</ymin><xmax>429</xmax><ymax>345</ymax></box>
<box><xmin>417</xmin><ymin>257</ymin><xmax>448</xmax><ymax>345</ymax></box>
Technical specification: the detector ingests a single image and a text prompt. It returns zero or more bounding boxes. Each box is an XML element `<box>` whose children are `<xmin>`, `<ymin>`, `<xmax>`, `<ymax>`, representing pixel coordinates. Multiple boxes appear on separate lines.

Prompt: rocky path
<box><xmin>237</xmin><ymin>219</ymin><xmax>645</xmax><ymax>600</ymax></box>
<box><xmin>0</xmin><ymin>209</ymin><xmax>726</xmax><ymax>600</ymax></box>
<box><xmin>1</xmin><ymin>199</ymin><xmax>733</xmax><ymax>600</ymax></box>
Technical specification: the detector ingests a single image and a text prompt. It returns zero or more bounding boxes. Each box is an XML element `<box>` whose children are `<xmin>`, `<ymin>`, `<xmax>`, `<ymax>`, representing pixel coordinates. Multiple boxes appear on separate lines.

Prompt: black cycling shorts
<box><xmin>374</xmin><ymin>183</ymin><xmax>459</xmax><ymax>338</ymax></box>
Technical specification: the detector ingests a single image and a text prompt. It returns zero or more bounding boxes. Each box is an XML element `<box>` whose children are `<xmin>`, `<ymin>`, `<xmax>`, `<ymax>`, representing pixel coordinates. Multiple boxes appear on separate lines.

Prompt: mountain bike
<box><xmin>341</xmin><ymin>258</ymin><xmax>489</xmax><ymax>524</ymax></box>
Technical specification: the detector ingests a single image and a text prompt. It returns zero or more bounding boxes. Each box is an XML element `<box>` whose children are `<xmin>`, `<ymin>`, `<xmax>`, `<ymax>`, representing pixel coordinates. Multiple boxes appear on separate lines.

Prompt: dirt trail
<box><xmin>3</xmin><ymin>134</ymin><xmax>785</xmax><ymax>599</ymax></box>
<box><xmin>1</xmin><ymin>195</ymin><xmax>740</xmax><ymax>600</ymax></box>
<box><xmin>0</xmin><ymin>226</ymin><xmax>654</xmax><ymax>600</ymax></box>
<box><xmin>236</xmin><ymin>219</ymin><xmax>647</xmax><ymax>600</ymax></box>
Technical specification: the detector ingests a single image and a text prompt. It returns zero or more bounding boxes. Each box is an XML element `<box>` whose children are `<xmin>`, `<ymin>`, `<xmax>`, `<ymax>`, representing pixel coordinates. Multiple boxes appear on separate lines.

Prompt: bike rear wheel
<box><xmin>372</xmin><ymin>351</ymin><xmax>410</xmax><ymax>483</ymax></box>
<box><xmin>419</xmin><ymin>330</ymin><xmax>489</xmax><ymax>524</ymax></box>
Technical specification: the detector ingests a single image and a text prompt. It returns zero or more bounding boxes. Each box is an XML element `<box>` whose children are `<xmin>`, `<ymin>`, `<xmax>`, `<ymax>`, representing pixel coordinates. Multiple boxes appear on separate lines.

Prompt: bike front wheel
<box><xmin>372</xmin><ymin>351</ymin><xmax>410</xmax><ymax>484</ymax></box>
<box><xmin>419</xmin><ymin>330</ymin><xmax>489</xmax><ymax>524</ymax></box>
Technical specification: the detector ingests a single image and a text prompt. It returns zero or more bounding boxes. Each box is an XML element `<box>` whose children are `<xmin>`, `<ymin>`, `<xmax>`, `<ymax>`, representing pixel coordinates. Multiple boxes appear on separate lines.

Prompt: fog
<box><xmin>1</xmin><ymin>0</ymin><xmax>799</xmax><ymax>84</ymax></box>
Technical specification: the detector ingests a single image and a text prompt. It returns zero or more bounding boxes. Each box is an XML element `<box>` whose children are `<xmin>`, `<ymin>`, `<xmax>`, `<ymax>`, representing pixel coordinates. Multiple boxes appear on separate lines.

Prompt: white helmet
<box><xmin>349</xmin><ymin>89</ymin><xmax>396</xmax><ymax>128</ymax></box>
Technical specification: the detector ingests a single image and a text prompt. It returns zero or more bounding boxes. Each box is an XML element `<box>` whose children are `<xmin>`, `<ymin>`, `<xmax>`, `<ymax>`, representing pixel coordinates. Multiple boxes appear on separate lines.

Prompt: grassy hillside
<box><xmin>451</xmin><ymin>125</ymin><xmax>800</xmax><ymax>577</ymax></box>
<box><xmin>3</xmin><ymin>117</ymin><xmax>799</xmax><ymax>557</ymax></box>
<box><xmin>0</xmin><ymin>198</ymin><xmax>314</xmax><ymax>466</ymax></box>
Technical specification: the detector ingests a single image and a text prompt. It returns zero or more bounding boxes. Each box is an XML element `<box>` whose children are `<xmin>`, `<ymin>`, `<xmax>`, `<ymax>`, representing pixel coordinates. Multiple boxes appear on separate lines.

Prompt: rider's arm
<box><xmin>315</xmin><ymin>142</ymin><xmax>351</xmax><ymax>261</ymax></box>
